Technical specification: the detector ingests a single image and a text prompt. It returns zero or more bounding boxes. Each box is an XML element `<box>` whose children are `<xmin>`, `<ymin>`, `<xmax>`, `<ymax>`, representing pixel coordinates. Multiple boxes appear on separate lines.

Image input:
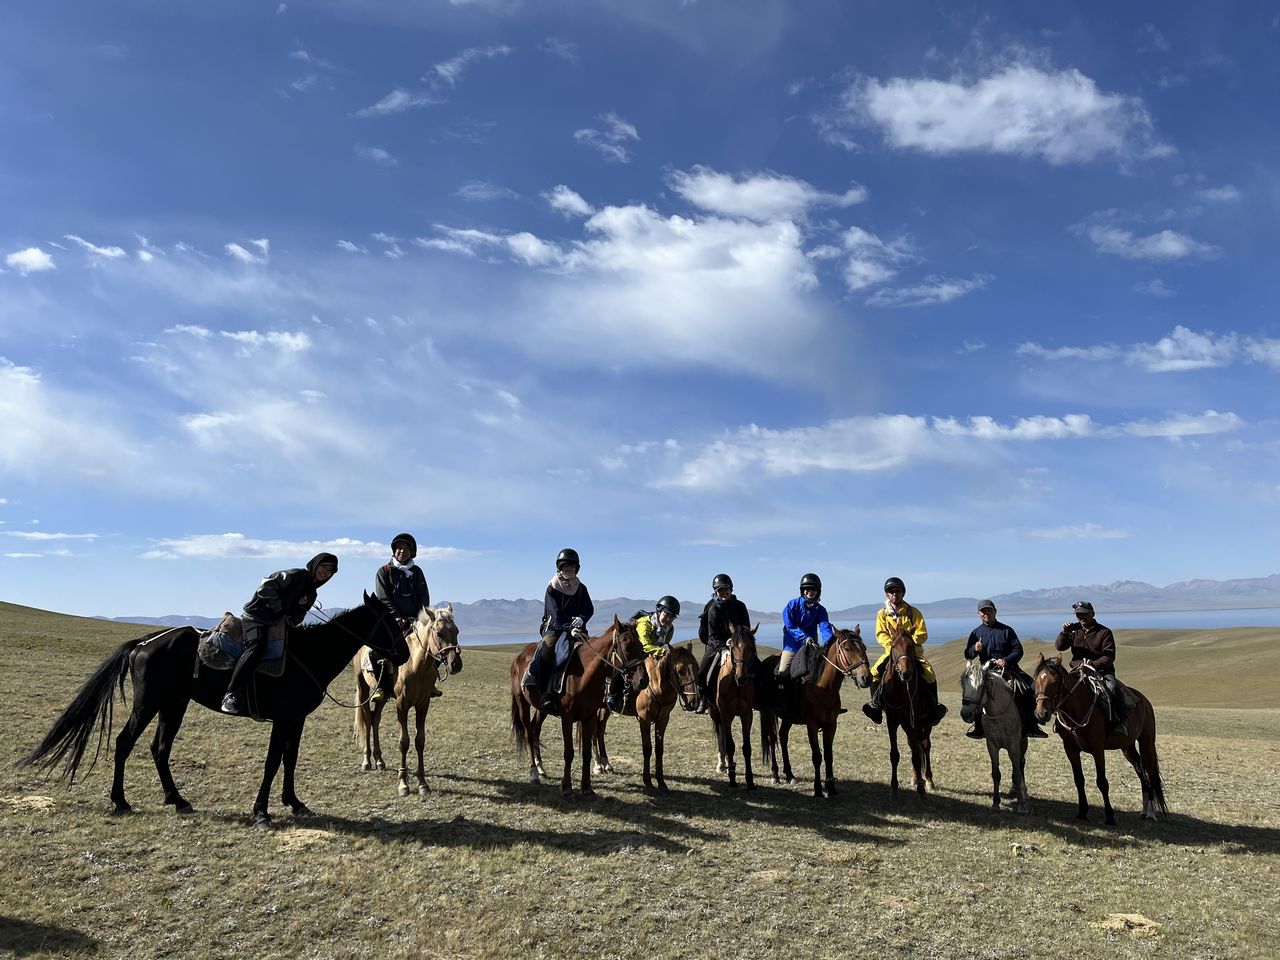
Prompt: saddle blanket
<box><xmin>196</xmin><ymin>613</ymin><xmax>286</xmax><ymax>677</ymax></box>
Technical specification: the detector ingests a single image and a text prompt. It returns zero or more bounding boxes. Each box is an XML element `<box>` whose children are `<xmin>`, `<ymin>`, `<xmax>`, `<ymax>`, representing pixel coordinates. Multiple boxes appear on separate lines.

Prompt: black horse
<box><xmin>20</xmin><ymin>592</ymin><xmax>404</xmax><ymax>826</ymax></box>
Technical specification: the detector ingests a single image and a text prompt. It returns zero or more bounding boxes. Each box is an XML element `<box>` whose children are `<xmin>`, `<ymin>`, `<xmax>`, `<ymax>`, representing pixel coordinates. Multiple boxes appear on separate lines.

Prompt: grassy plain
<box><xmin>1</xmin><ymin>600</ymin><xmax>1278</xmax><ymax>959</ymax></box>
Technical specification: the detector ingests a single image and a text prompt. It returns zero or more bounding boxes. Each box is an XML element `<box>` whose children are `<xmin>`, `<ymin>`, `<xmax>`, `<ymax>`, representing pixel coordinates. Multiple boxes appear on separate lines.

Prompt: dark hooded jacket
<box><xmin>375</xmin><ymin>562</ymin><xmax>430</xmax><ymax>621</ymax></box>
<box><xmin>242</xmin><ymin>552</ymin><xmax>336</xmax><ymax>626</ymax></box>
<box><xmin>698</xmin><ymin>595</ymin><xmax>751</xmax><ymax>650</ymax></box>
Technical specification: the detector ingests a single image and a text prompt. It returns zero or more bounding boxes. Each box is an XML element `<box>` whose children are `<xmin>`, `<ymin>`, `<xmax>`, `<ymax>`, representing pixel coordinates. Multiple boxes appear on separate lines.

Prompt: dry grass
<box><xmin>1</xmin><ymin>602</ymin><xmax>1278</xmax><ymax>959</ymax></box>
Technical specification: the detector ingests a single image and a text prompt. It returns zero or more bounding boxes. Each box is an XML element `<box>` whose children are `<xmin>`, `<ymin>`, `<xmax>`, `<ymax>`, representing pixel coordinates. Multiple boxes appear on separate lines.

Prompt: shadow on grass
<box><xmin>0</xmin><ymin>917</ymin><xmax>97</xmax><ymax>957</ymax></box>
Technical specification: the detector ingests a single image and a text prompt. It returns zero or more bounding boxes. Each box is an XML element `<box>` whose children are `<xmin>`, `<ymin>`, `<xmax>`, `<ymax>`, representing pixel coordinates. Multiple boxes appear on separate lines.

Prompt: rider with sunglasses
<box><xmin>1055</xmin><ymin>600</ymin><xmax>1127</xmax><ymax>736</ymax></box>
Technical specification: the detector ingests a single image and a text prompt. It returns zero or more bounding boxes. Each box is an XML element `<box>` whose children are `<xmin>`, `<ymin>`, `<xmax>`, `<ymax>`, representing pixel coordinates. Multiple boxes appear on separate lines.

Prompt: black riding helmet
<box><xmin>799</xmin><ymin>572</ymin><xmax>822</xmax><ymax>599</ymax></box>
<box><xmin>656</xmin><ymin>595</ymin><xmax>681</xmax><ymax>618</ymax></box>
<box><xmin>712</xmin><ymin>573</ymin><xmax>733</xmax><ymax>592</ymax></box>
<box><xmin>390</xmin><ymin>532</ymin><xmax>417</xmax><ymax>557</ymax></box>
<box><xmin>556</xmin><ymin>547</ymin><xmax>580</xmax><ymax>570</ymax></box>
<box><xmin>884</xmin><ymin>576</ymin><xmax>905</xmax><ymax>595</ymax></box>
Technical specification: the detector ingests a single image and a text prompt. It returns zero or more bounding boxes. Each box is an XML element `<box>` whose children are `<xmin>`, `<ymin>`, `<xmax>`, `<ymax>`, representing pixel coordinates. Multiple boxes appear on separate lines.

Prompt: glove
<box><xmin>570</xmin><ymin>617</ymin><xmax>585</xmax><ymax>631</ymax></box>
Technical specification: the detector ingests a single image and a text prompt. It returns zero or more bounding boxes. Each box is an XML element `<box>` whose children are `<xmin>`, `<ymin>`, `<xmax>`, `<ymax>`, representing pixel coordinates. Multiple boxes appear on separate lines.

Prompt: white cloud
<box><xmin>1245</xmin><ymin>338</ymin><xmax>1280</xmax><ymax>370</ymax></box>
<box><xmin>1027</xmin><ymin>523</ymin><xmax>1131</xmax><ymax>540</ymax></box>
<box><xmin>63</xmin><ymin>234</ymin><xmax>127</xmax><ymax>259</ymax></box>
<box><xmin>141</xmin><ymin>532</ymin><xmax>475</xmax><ymax>562</ymax></box>
<box><xmin>669</xmin><ymin>166</ymin><xmax>866</xmax><ymax>222</ymax></box>
<box><xmin>5</xmin><ymin>247</ymin><xmax>56</xmax><ymax>275</ymax></box>
<box><xmin>457</xmin><ymin>180</ymin><xmax>519</xmax><ymax>202</ymax></box>
<box><xmin>337</xmin><ymin>240</ymin><xmax>367</xmax><ymax>253</ymax></box>
<box><xmin>1086</xmin><ymin>225</ymin><xmax>1218</xmax><ymax>261</ymax></box>
<box><xmin>355</xmin><ymin>144</ymin><xmax>398</xmax><ymax>166</ymax></box>
<box><xmin>1120</xmin><ymin>410</ymin><xmax>1241</xmax><ymax>438</ymax></box>
<box><xmin>539</xmin><ymin>37</ymin><xmax>578</xmax><ymax>62</ymax></box>
<box><xmin>841</xmin><ymin>226</ymin><xmax>913</xmax><ymax>291</ymax></box>
<box><xmin>574</xmin><ymin>112</ymin><xmax>640</xmax><ymax>163</ymax></box>
<box><xmin>1</xmin><ymin>530</ymin><xmax>99</xmax><ymax>541</ymax></box>
<box><xmin>220</xmin><ymin>330</ymin><xmax>312</xmax><ymax>353</ymax></box>
<box><xmin>1019</xmin><ymin>326</ymin><xmax>1245</xmax><ymax>372</ymax></box>
<box><xmin>353</xmin><ymin>87</ymin><xmax>441</xmax><ymax>118</ymax></box>
<box><xmin>544</xmin><ymin>185</ymin><xmax>594</xmax><ymax>217</ymax></box>
<box><xmin>866</xmin><ymin>274</ymin><xmax>989</xmax><ymax>307</ymax></box>
<box><xmin>1134</xmin><ymin>24</ymin><xmax>1171</xmax><ymax>54</ymax></box>
<box><xmin>289</xmin><ymin>49</ymin><xmax>336</xmax><ymax>71</ymax></box>
<box><xmin>1132</xmin><ymin>278</ymin><xmax>1175</xmax><ymax>297</ymax></box>
<box><xmin>225</xmin><ymin>239</ymin><xmax>270</xmax><ymax>265</ymax></box>
<box><xmin>843</xmin><ymin>60</ymin><xmax>1168</xmax><ymax>165</ymax></box>
<box><xmin>431</xmin><ymin>44</ymin><xmax>512</xmax><ymax>86</ymax></box>
<box><xmin>934</xmin><ymin>414</ymin><xmax>1096</xmax><ymax>440</ymax></box>
<box><xmin>164</xmin><ymin>324</ymin><xmax>213</xmax><ymax>339</ymax></box>
<box><xmin>1195</xmin><ymin>184</ymin><xmax>1241</xmax><ymax>202</ymax></box>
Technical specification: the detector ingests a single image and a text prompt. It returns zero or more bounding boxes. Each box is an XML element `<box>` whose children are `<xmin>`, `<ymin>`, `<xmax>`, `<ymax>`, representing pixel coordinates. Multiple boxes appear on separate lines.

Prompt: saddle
<box><xmin>1080</xmin><ymin>670</ymin><xmax>1136</xmax><ymax>720</ymax></box>
<box><xmin>195</xmin><ymin>613</ymin><xmax>288</xmax><ymax>678</ymax></box>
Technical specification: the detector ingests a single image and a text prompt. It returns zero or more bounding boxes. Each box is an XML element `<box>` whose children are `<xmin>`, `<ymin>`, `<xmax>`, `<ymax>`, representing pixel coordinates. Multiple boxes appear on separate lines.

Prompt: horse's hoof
<box><xmin>746</xmin><ymin>782</ymin><xmax>756</xmax><ymax>791</ymax></box>
<box><xmin>397</xmin><ymin>785</ymin><xmax>411</xmax><ymax>798</ymax></box>
<box><xmin>253</xmin><ymin>812</ymin><xmax>273</xmax><ymax>829</ymax></box>
<box><xmin>924</xmin><ymin>782</ymin><xmax>936</xmax><ymax>794</ymax></box>
<box><xmin>374</xmin><ymin>761</ymin><xmax>385</xmax><ymax>772</ymax></box>
<box><xmin>174</xmin><ymin>801</ymin><xmax>194</xmax><ymax>815</ymax></box>
<box><xmin>418</xmin><ymin>783</ymin><xmax>431</xmax><ymax>795</ymax></box>
<box><xmin>292</xmin><ymin>804</ymin><xmax>314</xmax><ymax>818</ymax></box>
<box><xmin>360</xmin><ymin>761</ymin><xmax>372</xmax><ymax>772</ymax></box>
<box><xmin>772</xmin><ymin>776</ymin><xmax>781</xmax><ymax>784</ymax></box>
<box><xmin>581</xmin><ymin>789</ymin><xmax>597</xmax><ymax>799</ymax></box>
<box><xmin>657</xmin><ymin>782</ymin><xmax>669</xmax><ymax>793</ymax></box>
<box><xmin>110</xmin><ymin>803</ymin><xmax>132</xmax><ymax>817</ymax></box>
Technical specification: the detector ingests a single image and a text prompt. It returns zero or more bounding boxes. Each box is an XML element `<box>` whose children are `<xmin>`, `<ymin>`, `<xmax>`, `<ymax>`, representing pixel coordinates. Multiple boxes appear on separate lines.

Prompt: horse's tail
<box><xmin>510</xmin><ymin>694</ymin><xmax>529</xmax><ymax>757</ymax></box>
<box><xmin>1142</xmin><ymin>710</ymin><xmax>1169</xmax><ymax>816</ymax></box>
<box><xmin>17</xmin><ymin>634</ymin><xmax>149</xmax><ymax>781</ymax></box>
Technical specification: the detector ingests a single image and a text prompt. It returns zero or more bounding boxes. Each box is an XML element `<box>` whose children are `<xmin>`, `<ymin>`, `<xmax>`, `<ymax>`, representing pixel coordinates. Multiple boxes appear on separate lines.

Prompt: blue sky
<box><xmin>2</xmin><ymin>0</ymin><xmax>1278</xmax><ymax>618</ymax></box>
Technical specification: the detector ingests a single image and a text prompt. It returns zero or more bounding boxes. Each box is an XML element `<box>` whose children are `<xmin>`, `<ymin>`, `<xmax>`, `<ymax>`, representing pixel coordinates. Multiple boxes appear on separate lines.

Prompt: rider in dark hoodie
<box><xmin>221</xmin><ymin>552</ymin><xmax>338</xmax><ymax>716</ymax></box>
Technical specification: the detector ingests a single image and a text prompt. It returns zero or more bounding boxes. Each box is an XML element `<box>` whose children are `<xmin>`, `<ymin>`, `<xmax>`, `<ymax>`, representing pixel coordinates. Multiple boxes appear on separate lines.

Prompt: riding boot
<box><xmin>965</xmin><ymin>714</ymin><xmax>985</xmax><ymax>739</ymax></box>
<box><xmin>923</xmin><ymin>679</ymin><xmax>947</xmax><ymax>726</ymax></box>
<box><xmin>1020</xmin><ymin>697</ymin><xmax>1048</xmax><ymax>738</ymax></box>
<box><xmin>861</xmin><ymin>680</ymin><xmax>883</xmax><ymax>724</ymax></box>
<box><xmin>605</xmin><ymin>673</ymin><xmax>625</xmax><ymax>715</ymax></box>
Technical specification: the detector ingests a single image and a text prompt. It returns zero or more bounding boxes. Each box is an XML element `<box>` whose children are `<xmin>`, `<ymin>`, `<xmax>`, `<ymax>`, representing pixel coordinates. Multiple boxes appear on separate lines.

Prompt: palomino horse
<box><xmin>960</xmin><ymin>659</ymin><xmax>1029</xmax><ymax>815</ymax></box>
<box><xmin>880</xmin><ymin>619</ymin><xmax>936</xmax><ymax>797</ymax></box>
<box><xmin>354</xmin><ymin>605</ymin><xmax>462</xmax><ymax>797</ymax></box>
<box><xmin>20</xmin><ymin>594</ymin><xmax>404</xmax><ymax>825</ymax></box>
<box><xmin>509</xmin><ymin>616</ymin><xmax>645</xmax><ymax>796</ymax></box>
<box><xmin>772</xmin><ymin>627</ymin><xmax>870</xmax><ymax>798</ymax></box>
<box><xmin>709</xmin><ymin>623</ymin><xmax>759</xmax><ymax>789</ymax></box>
<box><xmin>590</xmin><ymin>642</ymin><xmax>700</xmax><ymax>791</ymax></box>
<box><xmin>1033</xmin><ymin>654</ymin><xmax>1168</xmax><ymax>824</ymax></box>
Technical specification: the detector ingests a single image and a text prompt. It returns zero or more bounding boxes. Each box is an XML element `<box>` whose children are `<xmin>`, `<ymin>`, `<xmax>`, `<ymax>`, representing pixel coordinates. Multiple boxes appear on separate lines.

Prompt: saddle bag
<box><xmin>196</xmin><ymin>613</ymin><xmax>287</xmax><ymax>677</ymax></box>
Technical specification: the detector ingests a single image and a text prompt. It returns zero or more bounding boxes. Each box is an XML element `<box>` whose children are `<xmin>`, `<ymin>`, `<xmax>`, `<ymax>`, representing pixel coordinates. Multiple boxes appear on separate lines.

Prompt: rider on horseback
<box><xmin>964</xmin><ymin>599</ymin><xmax>1048</xmax><ymax>739</ymax></box>
<box><xmin>695</xmin><ymin>573</ymin><xmax>751</xmax><ymax>714</ymax></box>
<box><xmin>863</xmin><ymin>576</ymin><xmax>947</xmax><ymax>726</ymax></box>
<box><xmin>779</xmin><ymin>573</ymin><xmax>834</xmax><ymax>677</ymax></box>
<box><xmin>1055</xmin><ymin>600</ymin><xmax>1128</xmax><ymax>736</ymax></box>
<box><xmin>371</xmin><ymin>532</ymin><xmax>430</xmax><ymax>702</ymax></box>
<box><xmin>221</xmin><ymin>552</ymin><xmax>338</xmax><ymax>716</ymax></box>
<box><xmin>523</xmin><ymin>548</ymin><xmax>594</xmax><ymax>714</ymax></box>
<box><xmin>606</xmin><ymin>596</ymin><xmax>680</xmax><ymax>713</ymax></box>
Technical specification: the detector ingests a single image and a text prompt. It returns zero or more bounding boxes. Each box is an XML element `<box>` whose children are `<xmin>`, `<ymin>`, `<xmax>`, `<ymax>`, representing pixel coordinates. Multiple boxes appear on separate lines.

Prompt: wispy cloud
<box><xmin>834</xmin><ymin>58</ymin><xmax>1169</xmax><ymax>165</ymax></box>
<box><xmin>1017</xmin><ymin>325</ymin><xmax>1280</xmax><ymax>373</ymax></box>
<box><xmin>431</xmin><ymin>44</ymin><xmax>512</xmax><ymax>87</ymax></box>
<box><xmin>1194</xmin><ymin>184</ymin><xmax>1241</xmax><ymax>203</ymax></box>
<box><xmin>355</xmin><ymin>144</ymin><xmax>398</xmax><ymax>166</ymax></box>
<box><xmin>866</xmin><ymin>274</ymin><xmax>989</xmax><ymax>308</ymax></box>
<box><xmin>840</xmin><ymin>226</ymin><xmax>913</xmax><ymax>291</ymax></box>
<box><xmin>224</xmin><ymin>238</ymin><xmax>270</xmax><ymax>264</ymax></box>
<box><xmin>353</xmin><ymin>87</ymin><xmax>442</xmax><ymax>118</ymax></box>
<box><xmin>1084</xmin><ymin>224</ymin><xmax>1218</xmax><ymax>260</ymax></box>
<box><xmin>141</xmin><ymin>532</ymin><xmax>476</xmax><ymax>562</ymax></box>
<box><xmin>669</xmin><ymin>166</ymin><xmax>866</xmax><ymax>222</ymax></box>
<box><xmin>337</xmin><ymin>240</ymin><xmax>367</xmax><ymax>254</ymax></box>
<box><xmin>574</xmin><ymin>112</ymin><xmax>640</xmax><ymax>163</ymax></box>
<box><xmin>543</xmin><ymin>185</ymin><xmax>594</xmax><ymax>218</ymax></box>
<box><xmin>456</xmin><ymin>180</ymin><xmax>519</xmax><ymax>202</ymax></box>
<box><xmin>5</xmin><ymin>247</ymin><xmax>56</xmax><ymax>275</ymax></box>
<box><xmin>1026</xmin><ymin>522</ymin><xmax>1131</xmax><ymax>540</ymax></box>
<box><xmin>539</xmin><ymin>37</ymin><xmax>578</xmax><ymax>63</ymax></box>
<box><xmin>64</xmin><ymin>234</ymin><xmax>127</xmax><ymax>259</ymax></box>
<box><xmin>1132</xmin><ymin>278</ymin><xmax>1175</xmax><ymax>298</ymax></box>
<box><xmin>1</xmin><ymin>530</ymin><xmax>99</xmax><ymax>541</ymax></box>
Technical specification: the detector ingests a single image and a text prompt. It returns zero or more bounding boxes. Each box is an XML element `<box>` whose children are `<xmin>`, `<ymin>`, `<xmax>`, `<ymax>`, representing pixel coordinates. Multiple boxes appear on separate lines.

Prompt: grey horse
<box><xmin>960</xmin><ymin>659</ymin><xmax>1030</xmax><ymax>815</ymax></box>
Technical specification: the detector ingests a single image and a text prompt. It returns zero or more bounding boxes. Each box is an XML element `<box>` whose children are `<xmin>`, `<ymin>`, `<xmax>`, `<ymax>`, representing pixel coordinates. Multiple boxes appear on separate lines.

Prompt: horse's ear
<box><xmin>751</xmin><ymin>622</ymin><xmax>759</xmax><ymax>635</ymax></box>
<box><xmin>613</xmin><ymin>614</ymin><xmax>622</xmax><ymax>629</ymax></box>
<box><xmin>422</xmin><ymin>607</ymin><xmax>436</xmax><ymax>621</ymax></box>
<box><xmin>1035</xmin><ymin>653</ymin><xmax>1044</xmax><ymax>665</ymax></box>
<box><xmin>363</xmin><ymin>590</ymin><xmax>373</xmax><ymax>604</ymax></box>
<box><xmin>685</xmin><ymin>640</ymin><xmax>694</xmax><ymax>651</ymax></box>
<box><xmin>446</xmin><ymin>601</ymin><xmax>454</xmax><ymax>615</ymax></box>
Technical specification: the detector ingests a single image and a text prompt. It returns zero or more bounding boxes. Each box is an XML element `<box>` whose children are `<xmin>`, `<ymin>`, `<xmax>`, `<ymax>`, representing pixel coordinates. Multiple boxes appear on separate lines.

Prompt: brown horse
<box><xmin>880</xmin><ymin>619</ymin><xmax>936</xmax><ymax>797</ymax></box>
<box><xmin>1033</xmin><ymin>654</ymin><xmax>1168</xmax><ymax>824</ymax></box>
<box><xmin>354</xmin><ymin>605</ymin><xmax>462</xmax><ymax>797</ymax></box>
<box><xmin>774</xmin><ymin>626</ymin><xmax>870</xmax><ymax>798</ymax></box>
<box><xmin>590</xmin><ymin>642</ymin><xmax>700</xmax><ymax>790</ymax></box>
<box><xmin>709</xmin><ymin>622</ymin><xmax>759</xmax><ymax>789</ymax></box>
<box><xmin>509</xmin><ymin>616</ymin><xmax>644</xmax><ymax>797</ymax></box>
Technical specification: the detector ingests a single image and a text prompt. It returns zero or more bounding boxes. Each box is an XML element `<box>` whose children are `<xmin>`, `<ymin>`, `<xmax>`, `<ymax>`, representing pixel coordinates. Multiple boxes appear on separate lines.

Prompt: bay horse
<box><xmin>1033</xmin><ymin>654</ymin><xmax>1168</xmax><ymax>824</ymax></box>
<box><xmin>354</xmin><ymin>604</ymin><xmax>462</xmax><ymax>797</ymax></box>
<box><xmin>590</xmin><ymin>642</ymin><xmax>700</xmax><ymax>790</ymax></box>
<box><xmin>708</xmin><ymin>622</ymin><xmax>759</xmax><ymax>789</ymax></box>
<box><xmin>20</xmin><ymin>593</ymin><xmax>404</xmax><ymax>826</ymax></box>
<box><xmin>960</xmin><ymin>659</ymin><xmax>1029</xmax><ymax>815</ymax></box>
<box><xmin>772</xmin><ymin>626</ymin><xmax>870</xmax><ymax>798</ymax></box>
<box><xmin>880</xmin><ymin>619</ymin><xmax>935</xmax><ymax>797</ymax></box>
<box><xmin>508</xmin><ymin>616</ymin><xmax>644</xmax><ymax>797</ymax></box>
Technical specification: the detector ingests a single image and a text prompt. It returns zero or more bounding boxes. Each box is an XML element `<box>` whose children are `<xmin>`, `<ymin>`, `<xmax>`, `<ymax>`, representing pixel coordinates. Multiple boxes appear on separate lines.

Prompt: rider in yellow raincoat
<box><xmin>863</xmin><ymin>576</ymin><xmax>947</xmax><ymax>726</ymax></box>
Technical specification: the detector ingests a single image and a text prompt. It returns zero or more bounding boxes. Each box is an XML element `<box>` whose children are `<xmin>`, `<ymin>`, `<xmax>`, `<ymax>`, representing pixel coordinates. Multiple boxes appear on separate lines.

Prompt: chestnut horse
<box><xmin>772</xmin><ymin>626</ymin><xmax>870</xmax><ymax>798</ymax></box>
<box><xmin>590</xmin><ymin>642</ymin><xmax>700</xmax><ymax>790</ymax></box>
<box><xmin>509</xmin><ymin>616</ymin><xmax>644</xmax><ymax>796</ymax></box>
<box><xmin>880</xmin><ymin>619</ymin><xmax>936</xmax><ymax>797</ymax></box>
<box><xmin>354</xmin><ymin>605</ymin><xmax>462</xmax><ymax>797</ymax></box>
<box><xmin>709</xmin><ymin>623</ymin><xmax>759</xmax><ymax>789</ymax></box>
<box><xmin>1033</xmin><ymin>654</ymin><xmax>1167</xmax><ymax>824</ymax></box>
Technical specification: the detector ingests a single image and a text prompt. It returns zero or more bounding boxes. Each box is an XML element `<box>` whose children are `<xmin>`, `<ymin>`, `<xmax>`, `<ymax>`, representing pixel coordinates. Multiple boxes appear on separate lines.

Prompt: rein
<box><xmin>293</xmin><ymin>605</ymin><xmax>402</xmax><ymax>710</ymax></box>
<box><xmin>822</xmin><ymin>635</ymin><xmax>868</xmax><ymax>680</ymax></box>
<box><xmin>1035</xmin><ymin>664</ymin><xmax>1097</xmax><ymax>731</ymax></box>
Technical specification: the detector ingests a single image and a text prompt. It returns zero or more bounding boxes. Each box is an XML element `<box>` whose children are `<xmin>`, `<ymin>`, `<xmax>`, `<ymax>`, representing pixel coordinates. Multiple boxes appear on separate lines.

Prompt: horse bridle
<box><xmin>962</xmin><ymin>661</ymin><xmax>1016</xmax><ymax>720</ymax></box>
<box><xmin>823</xmin><ymin>631</ymin><xmax>868</xmax><ymax>679</ymax></box>
<box><xmin>729</xmin><ymin>636</ymin><xmax>756</xmax><ymax>680</ymax></box>
<box><xmin>1033</xmin><ymin>661</ymin><xmax>1097</xmax><ymax>730</ymax></box>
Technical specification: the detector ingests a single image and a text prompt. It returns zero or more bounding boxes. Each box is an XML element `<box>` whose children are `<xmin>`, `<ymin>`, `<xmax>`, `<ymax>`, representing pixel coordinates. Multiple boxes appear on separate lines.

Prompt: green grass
<box><xmin>1</xmin><ymin>602</ymin><xmax>1278</xmax><ymax>959</ymax></box>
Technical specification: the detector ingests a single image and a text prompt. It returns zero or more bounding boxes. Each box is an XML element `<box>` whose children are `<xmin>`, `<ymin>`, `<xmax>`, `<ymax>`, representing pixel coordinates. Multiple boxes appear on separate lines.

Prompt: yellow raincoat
<box><xmin>872</xmin><ymin>603</ymin><xmax>935</xmax><ymax>683</ymax></box>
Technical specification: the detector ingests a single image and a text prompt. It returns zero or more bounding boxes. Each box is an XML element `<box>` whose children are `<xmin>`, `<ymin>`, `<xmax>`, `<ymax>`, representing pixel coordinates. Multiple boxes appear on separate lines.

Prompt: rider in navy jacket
<box><xmin>963</xmin><ymin>600</ymin><xmax>1046</xmax><ymax>739</ymax></box>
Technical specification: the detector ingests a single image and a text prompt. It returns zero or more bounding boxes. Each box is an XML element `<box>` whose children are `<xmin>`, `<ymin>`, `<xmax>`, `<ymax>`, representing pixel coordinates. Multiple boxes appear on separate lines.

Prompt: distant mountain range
<box><xmin>101</xmin><ymin>573</ymin><xmax>1280</xmax><ymax>635</ymax></box>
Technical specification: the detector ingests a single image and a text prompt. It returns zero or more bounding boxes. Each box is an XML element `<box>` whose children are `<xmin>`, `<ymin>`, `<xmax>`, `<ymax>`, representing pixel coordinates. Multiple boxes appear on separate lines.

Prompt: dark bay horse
<box><xmin>354</xmin><ymin>604</ymin><xmax>462</xmax><ymax>797</ymax></box>
<box><xmin>709</xmin><ymin>623</ymin><xmax>759</xmax><ymax>789</ymax></box>
<box><xmin>880</xmin><ymin>619</ymin><xmax>936</xmax><ymax>797</ymax></box>
<box><xmin>590</xmin><ymin>642</ymin><xmax>700</xmax><ymax>791</ymax></box>
<box><xmin>509</xmin><ymin>616</ymin><xmax>644</xmax><ymax>797</ymax></box>
<box><xmin>20</xmin><ymin>593</ymin><xmax>404</xmax><ymax>825</ymax></box>
<box><xmin>1033</xmin><ymin>654</ymin><xmax>1168</xmax><ymax>824</ymax></box>
<box><xmin>772</xmin><ymin>627</ymin><xmax>870</xmax><ymax>798</ymax></box>
<box><xmin>960</xmin><ymin>658</ymin><xmax>1029</xmax><ymax>815</ymax></box>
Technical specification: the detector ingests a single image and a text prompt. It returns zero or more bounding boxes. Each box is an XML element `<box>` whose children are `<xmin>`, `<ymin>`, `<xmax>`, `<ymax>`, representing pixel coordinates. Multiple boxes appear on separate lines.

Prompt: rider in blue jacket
<box><xmin>778</xmin><ymin>573</ymin><xmax>834</xmax><ymax>677</ymax></box>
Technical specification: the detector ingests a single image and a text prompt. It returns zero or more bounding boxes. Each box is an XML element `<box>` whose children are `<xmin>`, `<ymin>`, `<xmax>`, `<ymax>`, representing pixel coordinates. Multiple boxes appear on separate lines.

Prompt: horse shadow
<box><xmin>0</xmin><ymin>916</ymin><xmax>98</xmax><ymax>957</ymax></box>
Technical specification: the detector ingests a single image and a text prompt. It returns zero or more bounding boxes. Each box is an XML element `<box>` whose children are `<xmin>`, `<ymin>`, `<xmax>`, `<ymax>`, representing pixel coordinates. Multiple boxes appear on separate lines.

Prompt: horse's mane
<box><xmin>294</xmin><ymin>601</ymin><xmax>371</xmax><ymax>635</ymax></box>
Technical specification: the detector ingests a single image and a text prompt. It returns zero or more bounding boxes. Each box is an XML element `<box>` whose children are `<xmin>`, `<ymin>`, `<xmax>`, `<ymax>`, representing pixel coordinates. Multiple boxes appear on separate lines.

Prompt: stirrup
<box><xmin>220</xmin><ymin>693</ymin><xmax>241</xmax><ymax>716</ymax></box>
<box><xmin>965</xmin><ymin>725</ymin><xmax>983</xmax><ymax>740</ymax></box>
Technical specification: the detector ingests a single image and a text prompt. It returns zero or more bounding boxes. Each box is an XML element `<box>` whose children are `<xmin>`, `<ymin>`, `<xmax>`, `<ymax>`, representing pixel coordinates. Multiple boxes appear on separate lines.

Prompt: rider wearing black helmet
<box><xmin>523</xmin><ymin>547</ymin><xmax>594</xmax><ymax>713</ymax></box>
<box><xmin>606</xmin><ymin>595</ymin><xmax>681</xmax><ymax>713</ymax></box>
<box><xmin>864</xmin><ymin>576</ymin><xmax>947</xmax><ymax>726</ymax></box>
<box><xmin>371</xmin><ymin>532</ymin><xmax>431</xmax><ymax>702</ymax></box>
<box><xmin>695</xmin><ymin>574</ymin><xmax>751</xmax><ymax>713</ymax></box>
<box><xmin>778</xmin><ymin>573</ymin><xmax>833</xmax><ymax>677</ymax></box>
